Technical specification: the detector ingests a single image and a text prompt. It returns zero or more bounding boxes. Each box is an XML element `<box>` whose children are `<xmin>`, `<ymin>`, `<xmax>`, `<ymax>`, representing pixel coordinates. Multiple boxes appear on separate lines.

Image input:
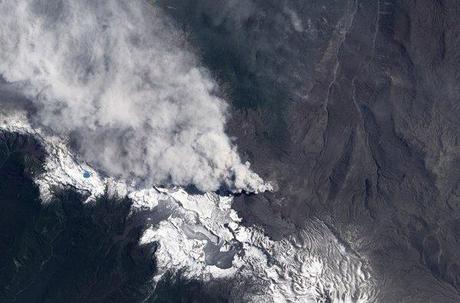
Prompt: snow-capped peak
<box><xmin>0</xmin><ymin>110</ymin><xmax>377</xmax><ymax>302</ymax></box>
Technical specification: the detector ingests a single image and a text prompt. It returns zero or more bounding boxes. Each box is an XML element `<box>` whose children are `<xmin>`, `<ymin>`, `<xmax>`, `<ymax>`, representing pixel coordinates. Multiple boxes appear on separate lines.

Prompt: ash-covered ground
<box><xmin>1</xmin><ymin>1</ymin><xmax>460</xmax><ymax>302</ymax></box>
<box><xmin>157</xmin><ymin>0</ymin><xmax>460</xmax><ymax>302</ymax></box>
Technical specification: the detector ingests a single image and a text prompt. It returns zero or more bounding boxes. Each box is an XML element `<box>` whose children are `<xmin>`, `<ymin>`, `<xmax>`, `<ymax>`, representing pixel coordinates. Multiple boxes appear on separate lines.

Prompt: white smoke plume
<box><xmin>0</xmin><ymin>0</ymin><xmax>269</xmax><ymax>192</ymax></box>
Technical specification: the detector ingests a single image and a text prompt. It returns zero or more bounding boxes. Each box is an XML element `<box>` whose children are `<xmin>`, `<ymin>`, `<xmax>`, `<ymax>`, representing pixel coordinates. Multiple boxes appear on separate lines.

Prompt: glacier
<box><xmin>0</xmin><ymin>110</ymin><xmax>378</xmax><ymax>302</ymax></box>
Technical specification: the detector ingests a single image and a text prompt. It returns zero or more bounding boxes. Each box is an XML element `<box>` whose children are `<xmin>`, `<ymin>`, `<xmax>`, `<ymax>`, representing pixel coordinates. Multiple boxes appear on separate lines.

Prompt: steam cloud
<box><xmin>0</xmin><ymin>0</ymin><xmax>269</xmax><ymax>192</ymax></box>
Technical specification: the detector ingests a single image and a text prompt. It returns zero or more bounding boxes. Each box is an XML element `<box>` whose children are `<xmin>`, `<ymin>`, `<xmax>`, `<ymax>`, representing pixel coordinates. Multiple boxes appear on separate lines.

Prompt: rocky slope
<box><xmin>0</xmin><ymin>113</ymin><xmax>376</xmax><ymax>302</ymax></box>
<box><xmin>158</xmin><ymin>0</ymin><xmax>460</xmax><ymax>302</ymax></box>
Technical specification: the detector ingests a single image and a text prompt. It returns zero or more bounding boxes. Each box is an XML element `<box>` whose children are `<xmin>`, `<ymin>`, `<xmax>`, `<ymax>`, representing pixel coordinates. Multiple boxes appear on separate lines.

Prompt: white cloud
<box><xmin>0</xmin><ymin>0</ymin><xmax>269</xmax><ymax>192</ymax></box>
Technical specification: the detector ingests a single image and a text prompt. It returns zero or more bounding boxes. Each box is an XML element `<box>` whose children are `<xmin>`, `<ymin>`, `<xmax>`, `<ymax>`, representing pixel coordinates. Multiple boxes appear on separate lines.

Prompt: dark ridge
<box><xmin>146</xmin><ymin>271</ymin><xmax>232</xmax><ymax>303</ymax></box>
<box><xmin>0</xmin><ymin>131</ymin><xmax>159</xmax><ymax>303</ymax></box>
<box><xmin>0</xmin><ymin>132</ymin><xmax>157</xmax><ymax>303</ymax></box>
<box><xmin>327</xmin><ymin>130</ymin><xmax>355</xmax><ymax>202</ymax></box>
<box><xmin>183</xmin><ymin>184</ymin><xmax>204</xmax><ymax>195</ymax></box>
<box><xmin>0</xmin><ymin>131</ymin><xmax>241</xmax><ymax>303</ymax></box>
<box><xmin>0</xmin><ymin>131</ymin><xmax>46</xmax><ymax>177</ymax></box>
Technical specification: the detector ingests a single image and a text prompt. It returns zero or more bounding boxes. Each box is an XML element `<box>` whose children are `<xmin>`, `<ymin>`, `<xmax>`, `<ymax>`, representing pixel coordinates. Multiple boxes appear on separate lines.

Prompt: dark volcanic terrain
<box><xmin>0</xmin><ymin>133</ymin><xmax>232</xmax><ymax>302</ymax></box>
<box><xmin>1</xmin><ymin>0</ymin><xmax>460</xmax><ymax>302</ymax></box>
<box><xmin>159</xmin><ymin>0</ymin><xmax>460</xmax><ymax>302</ymax></box>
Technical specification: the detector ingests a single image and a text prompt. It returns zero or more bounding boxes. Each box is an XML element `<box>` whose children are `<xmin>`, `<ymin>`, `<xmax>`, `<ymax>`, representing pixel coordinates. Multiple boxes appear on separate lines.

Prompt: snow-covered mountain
<box><xmin>0</xmin><ymin>111</ymin><xmax>377</xmax><ymax>302</ymax></box>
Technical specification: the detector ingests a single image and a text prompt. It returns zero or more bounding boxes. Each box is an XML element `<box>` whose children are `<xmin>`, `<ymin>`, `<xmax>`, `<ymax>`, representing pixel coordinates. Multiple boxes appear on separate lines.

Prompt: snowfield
<box><xmin>0</xmin><ymin>110</ymin><xmax>377</xmax><ymax>303</ymax></box>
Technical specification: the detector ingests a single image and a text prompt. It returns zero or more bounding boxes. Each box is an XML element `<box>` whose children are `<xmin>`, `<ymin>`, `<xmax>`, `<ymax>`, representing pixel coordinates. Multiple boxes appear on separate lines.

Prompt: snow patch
<box><xmin>0</xmin><ymin>112</ymin><xmax>377</xmax><ymax>302</ymax></box>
